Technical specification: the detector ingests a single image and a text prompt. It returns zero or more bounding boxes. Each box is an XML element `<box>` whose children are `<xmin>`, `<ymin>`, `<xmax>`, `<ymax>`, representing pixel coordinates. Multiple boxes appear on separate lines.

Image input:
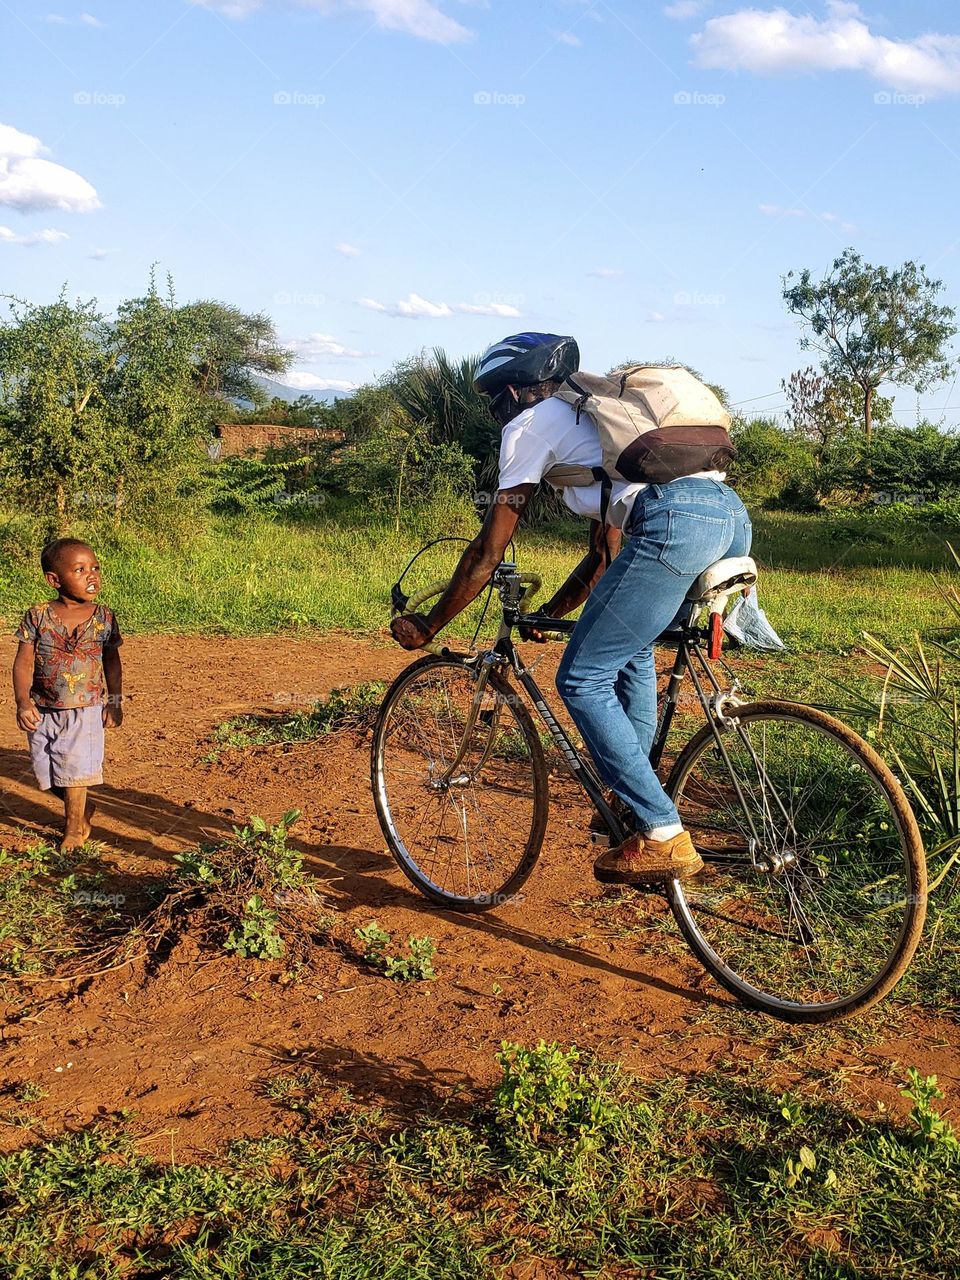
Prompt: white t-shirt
<box><xmin>496</xmin><ymin>395</ymin><xmax>724</xmax><ymax>529</ymax></box>
<box><xmin>497</xmin><ymin>396</ymin><xmax>644</xmax><ymax>525</ymax></box>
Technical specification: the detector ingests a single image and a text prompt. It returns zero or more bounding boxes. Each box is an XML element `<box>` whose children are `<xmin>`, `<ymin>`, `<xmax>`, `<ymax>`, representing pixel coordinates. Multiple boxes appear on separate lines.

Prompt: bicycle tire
<box><xmin>371</xmin><ymin>654</ymin><xmax>549</xmax><ymax>911</ymax></box>
<box><xmin>665</xmin><ymin>700</ymin><xmax>926</xmax><ymax>1023</ymax></box>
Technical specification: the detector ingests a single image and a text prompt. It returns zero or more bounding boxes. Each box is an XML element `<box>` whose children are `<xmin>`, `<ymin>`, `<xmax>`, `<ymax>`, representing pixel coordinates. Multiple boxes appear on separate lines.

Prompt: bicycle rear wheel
<box><xmin>666</xmin><ymin>701</ymin><xmax>926</xmax><ymax>1022</ymax></box>
<box><xmin>371</xmin><ymin>654</ymin><xmax>549</xmax><ymax>911</ymax></box>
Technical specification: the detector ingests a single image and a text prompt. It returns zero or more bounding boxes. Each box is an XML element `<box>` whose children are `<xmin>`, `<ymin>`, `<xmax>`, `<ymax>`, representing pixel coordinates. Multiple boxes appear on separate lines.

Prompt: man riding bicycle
<box><xmin>390</xmin><ymin>332</ymin><xmax>752</xmax><ymax>886</ymax></box>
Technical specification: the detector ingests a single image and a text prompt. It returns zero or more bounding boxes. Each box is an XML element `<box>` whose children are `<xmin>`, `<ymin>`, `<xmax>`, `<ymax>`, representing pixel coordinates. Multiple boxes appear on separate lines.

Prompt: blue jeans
<box><xmin>556</xmin><ymin>478</ymin><xmax>752</xmax><ymax>833</ymax></box>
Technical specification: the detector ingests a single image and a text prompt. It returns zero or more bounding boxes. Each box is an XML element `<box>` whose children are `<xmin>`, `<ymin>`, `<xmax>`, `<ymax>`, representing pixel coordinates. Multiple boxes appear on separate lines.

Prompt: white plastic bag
<box><xmin>723</xmin><ymin>590</ymin><xmax>786</xmax><ymax>651</ymax></box>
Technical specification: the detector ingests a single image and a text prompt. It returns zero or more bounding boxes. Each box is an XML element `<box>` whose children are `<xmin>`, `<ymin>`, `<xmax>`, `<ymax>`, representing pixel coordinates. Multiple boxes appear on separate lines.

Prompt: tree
<box><xmin>782</xmin><ymin>249</ymin><xmax>957</xmax><ymax>441</ymax></box>
<box><xmin>102</xmin><ymin>274</ymin><xmax>204</xmax><ymax>523</ymax></box>
<box><xmin>0</xmin><ymin>291</ymin><xmax>114</xmax><ymax>530</ymax></box>
<box><xmin>0</xmin><ymin>277</ymin><xmax>210</xmax><ymax>532</ymax></box>
<box><xmin>178</xmin><ymin>300</ymin><xmax>293</xmax><ymax>407</ymax></box>
<box><xmin>782</xmin><ymin>366</ymin><xmax>890</xmax><ymax>462</ymax></box>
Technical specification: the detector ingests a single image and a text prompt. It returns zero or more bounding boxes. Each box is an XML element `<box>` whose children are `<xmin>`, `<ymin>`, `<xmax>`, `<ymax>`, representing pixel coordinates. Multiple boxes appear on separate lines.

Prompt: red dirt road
<box><xmin>0</xmin><ymin>633</ymin><xmax>956</xmax><ymax>1159</ymax></box>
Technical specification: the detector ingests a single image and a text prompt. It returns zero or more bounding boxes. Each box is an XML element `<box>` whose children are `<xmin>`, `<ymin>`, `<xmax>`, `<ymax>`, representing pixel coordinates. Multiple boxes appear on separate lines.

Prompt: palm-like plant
<box><xmin>860</xmin><ymin>545</ymin><xmax>960</xmax><ymax>893</ymax></box>
<box><xmin>392</xmin><ymin>349</ymin><xmax>500</xmax><ymax>487</ymax></box>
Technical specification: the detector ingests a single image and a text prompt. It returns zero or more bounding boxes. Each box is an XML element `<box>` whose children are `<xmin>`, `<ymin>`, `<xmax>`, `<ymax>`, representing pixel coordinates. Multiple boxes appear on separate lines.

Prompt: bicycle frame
<box><xmin>435</xmin><ymin>562</ymin><xmax>791</xmax><ymax>873</ymax></box>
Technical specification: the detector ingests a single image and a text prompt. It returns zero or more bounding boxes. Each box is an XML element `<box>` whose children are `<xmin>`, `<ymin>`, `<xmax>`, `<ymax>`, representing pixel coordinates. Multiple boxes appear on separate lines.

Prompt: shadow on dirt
<box><xmin>0</xmin><ymin>747</ymin><xmax>723</xmax><ymax>1007</ymax></box>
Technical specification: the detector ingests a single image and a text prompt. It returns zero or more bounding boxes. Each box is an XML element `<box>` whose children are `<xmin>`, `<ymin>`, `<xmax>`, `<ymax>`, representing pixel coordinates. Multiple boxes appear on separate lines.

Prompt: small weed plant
<box><xmin>225</xmin><ymin>895</ymin><xmax>285</xmax><ymax>960</ymax></box>
<box><xmin>355</xmin><ymin>920</ymin><xmax>437</xmax><ymax>981</ymax></box>
<box><xmin>902</xmin><ymin>1067</ymin><xmax>960</xmax><ymax>1153</ymax></box>
<box><xmin>140</xmin><ymin>811</ymin><xmax>330</xmax><ymax>966</ymax></box>
<box><xmin>493</xmin><ymin>1041</ymin><xmax>627</xmax><ymax>1152</ymax></box>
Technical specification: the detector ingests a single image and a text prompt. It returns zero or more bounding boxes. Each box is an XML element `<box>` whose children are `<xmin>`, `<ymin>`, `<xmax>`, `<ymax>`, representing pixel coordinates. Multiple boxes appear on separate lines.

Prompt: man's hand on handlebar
<box><xmin>517</xmin><ymin>617</ymin><xmax>549</xmax><ymax>643</ymax></box>
<box><xmin>390</xmin><ymin>613</ymin><xmax>435</xmax><ymax>651</ymax></box>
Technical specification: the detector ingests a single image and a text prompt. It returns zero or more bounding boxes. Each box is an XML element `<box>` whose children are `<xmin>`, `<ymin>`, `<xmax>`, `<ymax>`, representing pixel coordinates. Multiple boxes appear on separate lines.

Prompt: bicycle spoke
<box><xmin>671</xmin><ymin>705</ymin><xmax>924</xmax><ymax>1015</ymax></box>
<box><xmin>374</xmin><ymin>659</ymin><xmax>546</xmax><ymax>906</ymax></box>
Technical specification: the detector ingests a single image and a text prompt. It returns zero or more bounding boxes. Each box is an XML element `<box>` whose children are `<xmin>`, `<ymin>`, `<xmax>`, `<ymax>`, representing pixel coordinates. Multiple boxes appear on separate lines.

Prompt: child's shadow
<box><xmin>0</xmin><ymin>747</ymin><xmax>383</xmax><ymax>909</ymax></box>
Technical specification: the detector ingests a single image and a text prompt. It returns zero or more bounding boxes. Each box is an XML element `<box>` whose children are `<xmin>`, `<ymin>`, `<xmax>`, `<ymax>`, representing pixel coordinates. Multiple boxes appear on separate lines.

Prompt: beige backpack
<box><xmin>543</xmin><ymin>364</ymin><xmax>736</xmax><ymax>492</ymax></box>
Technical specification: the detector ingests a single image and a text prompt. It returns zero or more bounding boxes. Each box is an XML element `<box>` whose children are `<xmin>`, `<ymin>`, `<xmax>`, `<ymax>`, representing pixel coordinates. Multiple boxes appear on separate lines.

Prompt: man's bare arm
<box><xmin>390</xmin><ymin>485</ymin><xmax>534</xmax><ymax>649</ymax></box>
<box><xmin>541</xmin><ymin>520</ymin><xmax>622</xmax><ymax>618</ymax></box>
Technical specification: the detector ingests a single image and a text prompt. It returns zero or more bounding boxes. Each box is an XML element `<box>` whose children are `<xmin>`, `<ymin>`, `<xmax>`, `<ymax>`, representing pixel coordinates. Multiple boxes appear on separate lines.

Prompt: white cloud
<box><xmin>454</xmin><ymin>301</ymin><xmax>522</xmax><ymax>317</ymax></box>
<box><xmin>336</xmin><ymin>240</ymin><xmax>361</xmax><ymax>256</ymax></box>
<box><xmin>759</xmin><ymin>201</ymin><xmax>856</xmax><ymax>232</ymax></box>
<box><xmin>359</xmin><ymin>292</ymin><xmax>521</xmax><ymax>318</ymax></box>
<box><xmin>287</xmin><ymin>332</ymin><xmax>367</xmax><ymax>358</ymax></box>
<box><xmin>283</xmin><ymin>371</ymin><xmax>358</xmax><ymax>391</ymax></box>
<box><xmin>46</xmin><ymin>11</ymin><xmax>104</xmax><ymax>24</ymax></box>
<box><xmin>190</xmin><ymin>0</ymin><xmax>472</xmax><ymax>43</ymax></box>
<box><xmin>647</xmin><ymin>311</ymin><xmax>666</xmax><ymax>323</ymax></box>
<box><xmin>0</xmin><ymin>123</ymin><xmax>101</xmax><ymax>213</ymax></box>
<box><xmin>820</xmin><ymin>209</ymin><xmax>857</xmax><ymax>232</ymax></box>
<box><xmin>759</xmin><ymin>202</ymin><xmax>805</xmax><ymax>217</ymax></box>
<box><xmin>588</xmin><ymin>266</ymin><xmax>624</xmax><ymax>278</ymax></box>
<box><xmin>0</xmin><ymin>225</ymin><xmax>69</xmax><ymax>247</ymax></box>
<box><xmin>89</xmin><ymin>247</ymin><xmax>109</xmax><ymax>259</ymax></box>
<box><xmin>555</xmin><ymin>30</ymin><xmax>582</xmax><ymax>46</ymax></box>
<box><xmin>693</xmin><ymin>1</ymin><xmax>960</xmax><ymax>96</ymax></box>
<box><xmin>361</xmin><ymin>292</ymin><xmax>453</xmax><ymax>318</ymax></box>
<box><xmin>664</xmin><ymin>1</ymin><xmax>708</xmax><ymax>19</ymax></box>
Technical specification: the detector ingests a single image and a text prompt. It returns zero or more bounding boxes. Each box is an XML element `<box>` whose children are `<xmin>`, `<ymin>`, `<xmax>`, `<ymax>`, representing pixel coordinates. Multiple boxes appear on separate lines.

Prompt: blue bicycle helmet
<box><xmin>474</xmin><ymin>332</ymin><xmax>580</xmax><ymax>398</ymax></box>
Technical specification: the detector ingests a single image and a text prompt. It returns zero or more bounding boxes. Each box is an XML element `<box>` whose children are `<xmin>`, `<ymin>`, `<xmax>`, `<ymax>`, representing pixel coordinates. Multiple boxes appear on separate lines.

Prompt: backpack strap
<box><xmin>593</xmin><ymin>466</ymin><xmax>613</xmax><ymax>566</ymax></box>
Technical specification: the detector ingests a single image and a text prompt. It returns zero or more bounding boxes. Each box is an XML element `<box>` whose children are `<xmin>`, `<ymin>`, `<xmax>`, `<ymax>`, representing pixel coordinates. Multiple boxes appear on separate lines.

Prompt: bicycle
<box><xmin>371</xmin><ymin>555</ymin><xmax>927</xmax><ymax>1023</ymax></box>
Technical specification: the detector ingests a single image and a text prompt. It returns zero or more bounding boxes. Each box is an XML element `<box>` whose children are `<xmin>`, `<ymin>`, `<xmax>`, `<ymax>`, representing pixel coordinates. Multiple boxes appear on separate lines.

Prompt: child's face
<box><xmin>45</xmin><ymin>546</ymin><xmax>102</xmax><ymax>604</ymax></box>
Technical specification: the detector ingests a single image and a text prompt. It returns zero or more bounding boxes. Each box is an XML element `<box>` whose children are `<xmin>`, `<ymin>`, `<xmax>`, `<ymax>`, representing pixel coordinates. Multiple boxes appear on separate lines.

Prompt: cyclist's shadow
<box><xmin>305</xmin><ymin>835</ymin><xmax>729</xmax><ymax>1010</ymax></box>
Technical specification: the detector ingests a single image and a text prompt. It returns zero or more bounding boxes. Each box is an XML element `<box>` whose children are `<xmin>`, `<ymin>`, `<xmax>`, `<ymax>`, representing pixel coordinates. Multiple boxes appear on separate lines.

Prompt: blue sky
<box><xmin>2</xmin><ymin>0</ymin><xmax>959</xmax><ymax>419</ymax></box>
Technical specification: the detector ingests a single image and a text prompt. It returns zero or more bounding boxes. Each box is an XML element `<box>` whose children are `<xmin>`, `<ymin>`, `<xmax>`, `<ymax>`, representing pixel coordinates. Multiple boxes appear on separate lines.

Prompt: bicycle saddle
<box><xmin>685</xmin><ymin>556</ymin><xmax>758</xmax><ymax>607</ymax></box>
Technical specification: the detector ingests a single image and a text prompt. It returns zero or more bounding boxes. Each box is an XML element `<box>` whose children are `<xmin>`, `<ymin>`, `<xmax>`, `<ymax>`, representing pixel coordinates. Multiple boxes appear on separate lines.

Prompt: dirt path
<box><xmin>0</xmin><ymin>633</ymin><xmax>956</xmax><ymax>1160</ymax></box>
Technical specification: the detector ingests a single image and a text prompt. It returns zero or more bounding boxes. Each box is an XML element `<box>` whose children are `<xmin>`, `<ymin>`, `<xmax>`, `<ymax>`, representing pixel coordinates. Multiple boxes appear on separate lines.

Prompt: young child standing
<box><xmin>12</xmin><ymin>539</ymin><xmax>123</xmax><ymax>851</ymax></box>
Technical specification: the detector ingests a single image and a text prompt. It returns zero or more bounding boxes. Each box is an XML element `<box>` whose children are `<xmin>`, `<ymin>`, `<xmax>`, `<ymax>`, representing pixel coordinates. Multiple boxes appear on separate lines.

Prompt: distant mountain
<box><xmin>252</xmin><ymin>374</ymin><xmax>346</xmax><ymax>406</ymax></box>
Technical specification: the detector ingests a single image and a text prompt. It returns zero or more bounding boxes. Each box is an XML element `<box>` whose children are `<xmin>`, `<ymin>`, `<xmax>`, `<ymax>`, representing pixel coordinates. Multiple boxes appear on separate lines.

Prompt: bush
<box><xmin>728</xmin><ymin>416</ymin><xmax>816</xmax><ymax>507</ymax></box>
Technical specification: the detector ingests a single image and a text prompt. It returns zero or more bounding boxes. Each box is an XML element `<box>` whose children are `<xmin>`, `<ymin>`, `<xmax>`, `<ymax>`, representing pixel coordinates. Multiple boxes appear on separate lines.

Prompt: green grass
<box><xmin>2</xmin><ymin>505</ymin><xmax>958</xmax><ymax>653</ymax></box>
<box><xmin>1</xmin><ymin>1045</ymin><xmax>957</xmax><ymax>1279</ymax></box>
<box><xmin>212</xmin><ymin>681</ymin><xmax>387</xmax><ymax>753</ymax></box>
<box><xmin>0</xmin><ymin>842</ymin><xmax>128</xmax><ymax>980</ymax></box>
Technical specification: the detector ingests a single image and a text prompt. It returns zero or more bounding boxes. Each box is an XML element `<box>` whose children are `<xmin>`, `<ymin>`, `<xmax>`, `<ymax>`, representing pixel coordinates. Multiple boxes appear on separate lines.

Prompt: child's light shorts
<box><xmin>28</xmin><ymin>706</ymin><xmax>105</xmax><ymax>790</ymax></box>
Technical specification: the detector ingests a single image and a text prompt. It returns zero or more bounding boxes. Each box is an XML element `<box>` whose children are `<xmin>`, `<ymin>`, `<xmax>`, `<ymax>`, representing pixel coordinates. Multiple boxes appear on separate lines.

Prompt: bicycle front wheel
<box><xmin>371</xmin><ymin>654</ymin><xmax>549</xmax><ymax>911</ymax></box>
<box><xmin>666</xmin><ymin>701</ymin><xmax>926</xmax><ymax>1022</ymax></box>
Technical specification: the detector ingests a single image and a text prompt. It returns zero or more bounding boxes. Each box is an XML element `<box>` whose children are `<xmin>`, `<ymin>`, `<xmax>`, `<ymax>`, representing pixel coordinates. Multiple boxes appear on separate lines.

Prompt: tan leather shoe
<box><xmin>593</xmin><ymin>831</ymin><xmax>704</xmax><ymax>885</ymax></box>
